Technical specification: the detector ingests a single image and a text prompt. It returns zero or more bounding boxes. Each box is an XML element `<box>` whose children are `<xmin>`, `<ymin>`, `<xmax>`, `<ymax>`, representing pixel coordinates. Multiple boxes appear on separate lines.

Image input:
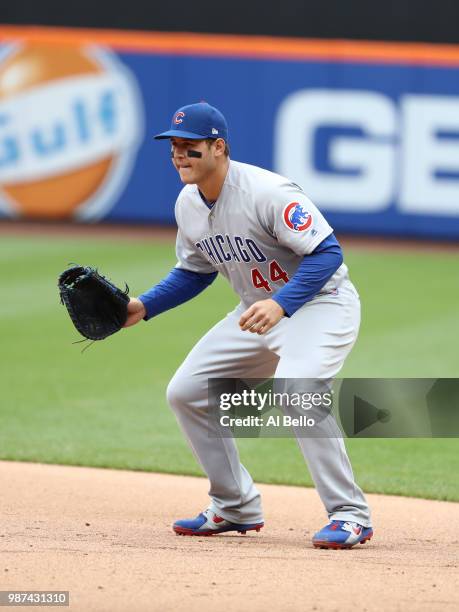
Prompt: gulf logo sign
<box><xmin>0</xmin><ymin>43</ymin><xmax>143</xmax><ymax>219</ymax></box>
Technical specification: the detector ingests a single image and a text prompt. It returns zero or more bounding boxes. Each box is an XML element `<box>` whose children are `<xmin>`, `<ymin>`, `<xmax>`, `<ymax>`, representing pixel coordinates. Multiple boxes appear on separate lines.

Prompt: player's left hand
<box><xmin>239</xmin><ymin>299</ymin><xmax>285</xmax><ymax>335</ymax></box>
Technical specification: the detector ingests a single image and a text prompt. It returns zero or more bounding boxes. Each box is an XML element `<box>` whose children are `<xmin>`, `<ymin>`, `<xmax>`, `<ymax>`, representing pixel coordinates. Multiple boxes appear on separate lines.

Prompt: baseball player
<box><xmin>125</xmin><ymin>102</ymin><xmax>373</xmax><ymax>549</ymax></box>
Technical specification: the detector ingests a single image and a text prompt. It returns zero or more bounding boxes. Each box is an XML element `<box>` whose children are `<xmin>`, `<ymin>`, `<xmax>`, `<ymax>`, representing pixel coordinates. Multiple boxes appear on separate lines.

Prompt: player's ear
<box><xmin>214</xmin><ymin>138</ymin><xmax>226</xmax><ymax>157</ymax></box>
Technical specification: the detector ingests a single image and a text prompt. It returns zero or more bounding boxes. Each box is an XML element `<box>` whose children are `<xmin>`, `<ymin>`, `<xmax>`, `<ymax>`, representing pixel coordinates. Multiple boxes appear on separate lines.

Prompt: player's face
<box><xmin>170</xmin><ymin>137</ymin><xmax>218</xmax><ymax>184</ymax></box>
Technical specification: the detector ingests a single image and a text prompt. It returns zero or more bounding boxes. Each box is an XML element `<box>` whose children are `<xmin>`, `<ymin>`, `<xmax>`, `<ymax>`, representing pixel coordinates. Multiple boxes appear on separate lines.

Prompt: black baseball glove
<box><xmin>58</xmin><ymin>265</ymin><xmax>130</xmax><ymax>341</ymax></box>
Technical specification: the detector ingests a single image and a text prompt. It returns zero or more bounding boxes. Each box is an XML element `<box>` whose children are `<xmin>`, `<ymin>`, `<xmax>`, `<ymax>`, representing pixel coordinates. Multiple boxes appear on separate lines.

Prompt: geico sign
<box><xmin>274</xmin><ymin>89</ymin><xmax>459</xmax><ymax>216</ymax></box>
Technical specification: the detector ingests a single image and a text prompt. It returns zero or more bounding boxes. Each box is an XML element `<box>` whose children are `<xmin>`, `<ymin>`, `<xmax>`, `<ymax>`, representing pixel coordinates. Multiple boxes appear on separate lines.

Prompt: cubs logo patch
<box><xmin>283</xmin><ymin>202</ymin><xmax>313</xmax><ymax>232</ymax></box>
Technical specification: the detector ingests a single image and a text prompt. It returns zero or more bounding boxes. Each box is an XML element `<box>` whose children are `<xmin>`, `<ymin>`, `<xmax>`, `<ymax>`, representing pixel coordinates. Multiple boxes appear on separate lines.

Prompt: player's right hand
<box><xmin>239</xmin><ymin>299</ymin><xmax>285</xmax><ymax>335</ymax></box>
<box><xmin>123</xmin><ymin>297</ymin><xmax>147</xmax><ymax>327</ymax></box>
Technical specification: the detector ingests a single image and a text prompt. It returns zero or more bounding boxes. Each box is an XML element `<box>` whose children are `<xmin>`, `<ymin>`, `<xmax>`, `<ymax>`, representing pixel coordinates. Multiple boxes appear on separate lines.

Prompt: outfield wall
<box><xmin>3</xmin><ymin>0</ymin><xmax>459</xmax><ymax>44</ymax></box>
<box><xmin>1</xmin><ymin>27</ymin><xmax>459</xmax><ymax>239</ymax></box>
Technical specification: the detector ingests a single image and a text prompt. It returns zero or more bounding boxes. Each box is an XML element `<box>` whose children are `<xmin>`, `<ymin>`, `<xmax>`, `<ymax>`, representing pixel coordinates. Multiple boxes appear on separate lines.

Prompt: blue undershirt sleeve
<box><xmin>272</xmin><ymin>233</ymin><xmax>343</xmax><ymax>317</ymax></box>
<box><xmin>138</xmin><ymin>268</ymin><xmax>218</xmax><ymax>320</ymax></box>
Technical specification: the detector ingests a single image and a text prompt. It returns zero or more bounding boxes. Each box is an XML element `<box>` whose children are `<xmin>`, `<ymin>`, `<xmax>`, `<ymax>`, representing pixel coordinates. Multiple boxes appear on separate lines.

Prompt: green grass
<box><xmin>0</xmin><ymin>235</ymin><xmax>458</xmax><ymax>501</ymax></box>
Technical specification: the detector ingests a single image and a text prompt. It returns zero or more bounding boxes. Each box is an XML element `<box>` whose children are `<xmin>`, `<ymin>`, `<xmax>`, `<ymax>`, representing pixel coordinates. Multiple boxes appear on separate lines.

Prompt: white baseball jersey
<box><xmin>175</xmin><ymin>160</ymin><xmax>348</xmax><ymax>307</ymax></box>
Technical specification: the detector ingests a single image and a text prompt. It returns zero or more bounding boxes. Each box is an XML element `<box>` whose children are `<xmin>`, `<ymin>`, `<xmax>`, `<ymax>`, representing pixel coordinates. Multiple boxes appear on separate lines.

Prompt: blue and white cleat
<box><xmin>312</xmin><ymin>520</ymin><xmax>373</xmax><ymax>549</ymax></box>
<box><xmin>173</xmin><ymin>509</ymin><xmax>264</xmax><ymax>536</ymax></box>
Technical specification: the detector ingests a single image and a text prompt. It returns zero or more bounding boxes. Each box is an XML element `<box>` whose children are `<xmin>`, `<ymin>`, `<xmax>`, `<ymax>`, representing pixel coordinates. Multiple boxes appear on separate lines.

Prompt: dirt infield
<box><xmin>1</xmin><ymin>461</ymin><xmax>458</xmax><ymax>612</ymax></box>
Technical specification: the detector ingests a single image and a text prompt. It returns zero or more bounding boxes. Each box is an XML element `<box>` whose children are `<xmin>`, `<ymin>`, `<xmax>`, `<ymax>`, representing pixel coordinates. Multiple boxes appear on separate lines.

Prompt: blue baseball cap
<box><xmin>154</xmin><ymin>102</ymin><xmax>228</xmax><ymax>141</ymax></box>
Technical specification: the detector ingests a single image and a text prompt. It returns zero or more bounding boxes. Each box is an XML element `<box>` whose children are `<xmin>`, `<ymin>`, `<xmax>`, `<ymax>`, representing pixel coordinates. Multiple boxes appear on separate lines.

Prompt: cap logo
<box><xmin>212</xmin><ymin>128</ymin><xmax>219</xmax><ymax>135</ymax></box>
<box><xmin>174</xmin><ymin>111</ymin><xmax>185</xmax><ymax>125</ymax></box>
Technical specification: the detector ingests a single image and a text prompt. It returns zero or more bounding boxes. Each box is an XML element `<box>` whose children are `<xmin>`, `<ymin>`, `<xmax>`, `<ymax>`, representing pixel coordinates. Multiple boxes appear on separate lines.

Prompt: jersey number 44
<box><xmin>251</xmin><ymin>260</ymin><xmax>289</xmax><ymax>293</ymax></box>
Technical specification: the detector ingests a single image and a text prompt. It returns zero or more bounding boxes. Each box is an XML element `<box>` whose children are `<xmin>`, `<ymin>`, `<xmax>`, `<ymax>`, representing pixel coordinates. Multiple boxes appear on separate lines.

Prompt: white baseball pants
<box><xmin>166</xmin><ymin>280</ymin><xmax>371</xmax><ymax>527</ymax></box>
